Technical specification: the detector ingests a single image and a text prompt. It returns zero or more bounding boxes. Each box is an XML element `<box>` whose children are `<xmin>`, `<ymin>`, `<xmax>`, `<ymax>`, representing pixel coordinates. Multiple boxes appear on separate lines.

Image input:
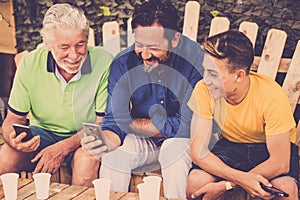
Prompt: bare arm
<box><xmin>2</xmin><ymin>110</ymin><xmax>40</xmax><ymax>152</ymax></box>
<box><xmin>129</xmin><ymin>118</ymin><xmax>163</xmax><ymax>138</ymax></box>
<box><xmin>190</xmin><ymin>114</ymin><xmax>271</xmax><ymax>198</ymax></box>
<box><xmin>2</xmin><ymin>109</ymin><xmax>27</xmax><ymax>143</ymax></box>
<box><xmin>249</xmin><ymin>131</ymin><xmax>291</xmax><ymax>178</ymax></box>
<box><xmin>31</xmin><ymin>116</ymin><xmax>105</xmax><ymax>174</ymax></box>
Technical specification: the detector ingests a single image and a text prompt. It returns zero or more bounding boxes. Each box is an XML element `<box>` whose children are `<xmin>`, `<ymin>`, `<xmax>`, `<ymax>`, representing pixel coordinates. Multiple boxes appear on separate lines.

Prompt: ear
<box><xmin>171</xmin><ymin>32</ymin><xmax>180</xmax><ymax>48</ymax></box>
<box><xmin>236</xmin><ymin>69</ymin><xmax>247</xmax><ymax>82</ymax></box>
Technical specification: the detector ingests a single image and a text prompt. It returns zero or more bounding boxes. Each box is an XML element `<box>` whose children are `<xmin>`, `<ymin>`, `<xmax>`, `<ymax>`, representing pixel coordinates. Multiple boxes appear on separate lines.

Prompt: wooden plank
<box><xmin>182</xmin><ymin>1</ymin><xmax>200</xmax><ymax>41</ymax></box>
<box><xmin>88</xmin><ymin>27</ymin><xmax>96</xmax><ymax>46</ymax></box>
<box><xmin>0</xmin><ymin>178</ymin><xmax>32</xmax><ymax>199</ymax></box>
<box><xmin>0</xmin><ymin>1</ymin><xmax>17</xmax><ymax>54</ymax></box>
<box><xmin>127</xmin><ymin>17</ymin><xmax>134</xmax><ymax>47</ymax></box>
<box><xmin>119</xmin><ymin>192</ymin><xmax>167</xmax><ymax>200</ymax></box>
<box><xmin>103</xmin><ymin>21</ymin><xmax>120</xmax><ymax>56</ymax></box>
<box><xmin>251</xmin><ymin>56</ymin><xmax>291</xmax><ymax>73</ymax></box>
<box><xmin>72</xmin><ymin>187</ymin><xmax>96</xmax><ymax>200</ymax></box>
<box><xmin>59</xmin><ymin>163</ymin><xmax>72</xmax><ymax>184</ymax></box>
<box><xmin>24</xmin><ymin>182</ymin><xmax>70</xmax><ymax>200</ymax></box>
<box><xmin>17</xmin><ymin>181</ymin><xmax>36</xmax><ymax>200</ymax></box>
<box><xmin>239</xmin><ymin>21</ymin><xmax>258</xmax><ymax>48</ymax></box>
<box><xmin>257</xmin><ymin>29</ymin><xmax>287</xmax><ymax>79</ymax></box>
<box><xmin>48</xmin><ymin>184</ymin><xmax>88</xmax><ymax>199</ymax></box>
<box><xmin>118</xmin><ymin>192</ymin><xmax>139</xmax><ymax>199</ymax></box>
<box><xmin>297</xmin><ymin>120</ymin><xmax>300</xmax><ymax>146</ymax></box>
<box><xmin>209</xmin><ymin>17</ymin><xmax>230</xmax><ymax>37</ymax></box>
<box><xmin>282</xmin><ymin>40</ymin><xmax>300</xmax><ymax>112</ymax></box>
<box><xmin>14</xmin><ymin>50</ymin><xmax>29</xmax><ymax>68</ymax></box>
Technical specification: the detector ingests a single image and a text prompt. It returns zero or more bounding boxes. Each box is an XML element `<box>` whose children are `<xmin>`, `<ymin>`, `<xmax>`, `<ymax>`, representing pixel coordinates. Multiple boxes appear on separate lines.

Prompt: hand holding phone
<box><xmin>82</xmin><ymin>122</ymin><xmax>107</xmax><ymax>149</ymax></box>
<box><xmin>260</xmin><ymin>183</ymin><xmax>289</xmax><ymax>197</ymax></box>
<box><xmin>12</xmin><ymin>124</ymin><xmax>34</xmax><ymax>142</ymax></box>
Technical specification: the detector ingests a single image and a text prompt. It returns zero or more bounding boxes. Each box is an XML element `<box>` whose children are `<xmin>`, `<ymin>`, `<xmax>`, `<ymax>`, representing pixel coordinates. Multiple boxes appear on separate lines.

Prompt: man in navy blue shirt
<box><xmin>81</xmin><ymin>0</ymin><xmax>204</xmax><ymax>198</ymax></box>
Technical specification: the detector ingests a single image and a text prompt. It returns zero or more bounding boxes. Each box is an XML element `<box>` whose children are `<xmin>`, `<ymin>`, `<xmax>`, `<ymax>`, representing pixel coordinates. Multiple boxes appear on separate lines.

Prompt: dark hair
<box><xmin>201</xmin><ymin>30</ymin><xmax>254</xmax><ymax>74</ymax></box>
<box><xmin>131</xmin><ymin>0</ymin><xmax>179</xmax><ymax>40</ymax></box>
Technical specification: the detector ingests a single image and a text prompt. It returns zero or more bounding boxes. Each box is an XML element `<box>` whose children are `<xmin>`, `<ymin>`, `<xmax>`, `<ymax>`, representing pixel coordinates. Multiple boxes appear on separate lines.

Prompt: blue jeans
<box><xmin>191</xmin><ymin>138</ymin><xmax>299</xmax><ymax>181</ymax></box>
<box><xmin>29</xmin><ymin>126</ymin><xmax>76</xmax><ymax>173</ymax></box>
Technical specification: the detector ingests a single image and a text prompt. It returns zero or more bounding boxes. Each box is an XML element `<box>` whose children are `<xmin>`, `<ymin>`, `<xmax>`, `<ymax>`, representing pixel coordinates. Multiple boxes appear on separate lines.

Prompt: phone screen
<box><xmin>260</xmin><ymin>183</ymin><xmax>289</xmax><ymax>197</ymax></box>
<box><xmin>82</xmin><ymin>123</ymin><xmax>107</xmax><ymax>148</ymax></box>
<box><xmin>12</xmin><ymin>124</ymin><xmax>33</xmax><ymax>142</ymax></box>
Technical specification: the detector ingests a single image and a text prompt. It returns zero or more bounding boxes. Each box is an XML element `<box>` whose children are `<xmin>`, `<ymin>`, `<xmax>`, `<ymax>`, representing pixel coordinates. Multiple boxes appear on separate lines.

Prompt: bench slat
<box><xmin>103</xmin><ymin>21</ymin><xmax>120</xmax><ymax>56</ymax></box>
<box><xmin>209</xmin><ymin>17</ymin><xmax>230</xmax><ymax>37</ymax></box>
<box><xmin>239</xmin><ymin>21</ymin><xmax>258</xmax><ymax>49</ymax></box>
<box><xmin>282</xmin><ymin>40</ymin><xmax>300</xmax><ymax>112</ymax></box>
<box><xmin>182</xmin><ymin>1</ymin><xmax>200</xmax><ymax>41</ymax></box>
<box><xmin>257</xmin><ymin>29</ymin><xmax>287</xmax><ymax>79</ymax></box>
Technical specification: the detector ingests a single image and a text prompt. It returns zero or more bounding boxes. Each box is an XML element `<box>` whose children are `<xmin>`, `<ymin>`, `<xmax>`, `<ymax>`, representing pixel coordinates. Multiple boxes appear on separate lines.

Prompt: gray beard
<box><xmin>143</xmin><ymin>64</ymin><xmax>156</xmax><ymax>73</ymax></box>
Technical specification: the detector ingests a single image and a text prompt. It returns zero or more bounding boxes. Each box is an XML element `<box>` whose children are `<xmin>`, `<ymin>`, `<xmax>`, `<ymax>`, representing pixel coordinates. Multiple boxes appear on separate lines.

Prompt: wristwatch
<box><xmin>225</xmin><ymin>181</ymin><xmax>234</xmax><ymax>191</ymax></box>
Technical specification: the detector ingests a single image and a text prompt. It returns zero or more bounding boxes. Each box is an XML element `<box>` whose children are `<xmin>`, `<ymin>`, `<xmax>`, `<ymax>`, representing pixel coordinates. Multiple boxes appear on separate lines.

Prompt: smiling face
<box><xmin>47</xmin><ymin>27</ymin><xmax>88</xmax><ymax>74</ymax></box>
<box><xmin>134</xmin><ymin>23</ymin><xmax>179</xmax><ymax>72</ymax></box>
<box><xmin>203</xmin><ymin>54</ymin><xmax>239</xmax><ymax>99</ymax></box>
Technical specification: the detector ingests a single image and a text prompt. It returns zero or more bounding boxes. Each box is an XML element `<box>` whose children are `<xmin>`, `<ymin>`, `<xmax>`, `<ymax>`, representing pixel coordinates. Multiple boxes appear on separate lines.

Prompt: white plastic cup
<box><xmin>32</xmin><ymin>173</ymin><xmax>51</xmax><ymax>200</ymax></box>
<box><xmin>137</xmin><ymin>182</ymin><xmax>157</xmax><ymax>200</ymax></box>
<box><xmin>0</xmin><ymin>173</ymin><xmax>19</xmax><ymax>200</ymax></box>
<box><xmin>142</xmin><ymin>176</ymin><xmax>162</xmax><ymax>200</ymax></box>
<box><xmin>92</xmin><ymin>178</ymin><xmax>111</xmax><ymax>200</ymax></box>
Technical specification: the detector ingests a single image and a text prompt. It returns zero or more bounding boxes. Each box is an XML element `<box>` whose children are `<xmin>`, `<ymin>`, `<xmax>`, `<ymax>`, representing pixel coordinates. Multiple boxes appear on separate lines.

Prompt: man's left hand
<box><xmin>191</xmin><ymin>181</ymin><xmax>226</xmax><ymax>200</ymax></box>
<box><xmin>31</xmin><ymin>142</ymin><xmax>66</xmax><ymax>174</ymax></box>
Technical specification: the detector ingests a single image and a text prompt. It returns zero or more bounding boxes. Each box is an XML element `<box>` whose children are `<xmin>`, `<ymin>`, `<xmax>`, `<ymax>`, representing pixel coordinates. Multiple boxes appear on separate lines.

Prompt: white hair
<box><xmin>40</xmin><ymin>3</ymin><xmax>89</xmax><ymax>45</ymax></box>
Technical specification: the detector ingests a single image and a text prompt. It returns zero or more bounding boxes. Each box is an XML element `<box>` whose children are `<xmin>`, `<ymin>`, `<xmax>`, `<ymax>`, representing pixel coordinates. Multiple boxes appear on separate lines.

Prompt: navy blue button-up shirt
<box><xmin>101</xmin><ymin>35</ymin><xmax>204</xmax><ymax>145</ymax></box>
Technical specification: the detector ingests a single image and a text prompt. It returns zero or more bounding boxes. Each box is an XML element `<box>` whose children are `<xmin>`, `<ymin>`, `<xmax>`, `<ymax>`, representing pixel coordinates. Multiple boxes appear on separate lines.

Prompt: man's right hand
<box><xmin>80</xmin><ymin>135</ymin><xmax>108</xmax><ymax>160</ymax></box>
<box><xmin>236</xmin><ymin>172</ymin><xmax>274</xmax><ymax>199</ymax></box>
<box><xmin>10</xmin><ymin>131</ymin><xmax>40</xmax><ymax>152</ymax></box>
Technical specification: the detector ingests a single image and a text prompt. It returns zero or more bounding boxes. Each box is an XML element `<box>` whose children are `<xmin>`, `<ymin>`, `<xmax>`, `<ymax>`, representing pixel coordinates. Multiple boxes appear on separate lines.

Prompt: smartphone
<box><xmin>260</xmin><ymin>183</ymin><xmax>289</xmax><ymax>197</ymax></box>
<box><xmin>12</xmin><ymin>124</ymin><xmax>34</xmax><ymax>142</ymax></box>
<box><xmin>82</xmin><ymin>122</ymin><xmax>107</xmax><ymax>149</ymax></box>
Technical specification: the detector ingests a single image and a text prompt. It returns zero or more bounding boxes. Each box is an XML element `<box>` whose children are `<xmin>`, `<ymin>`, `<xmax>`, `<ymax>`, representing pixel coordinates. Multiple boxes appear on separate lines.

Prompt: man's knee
<box><xmin>186</xmin><ymin>169</ymin><xmax>215</xmax><ymax>198</ymax></box>
<box><xmin>159</xmin><ymin>138</ymin><xmax>190</xmax><ymax>167</ymax></box>
<box><xmin>271</xmin><ymin>177</ymin><xmax>299</xmax><ymax>199</ymax></box>
<box><xmin>0</xmin><ymin>143</ymin><xmax>34</xmax><ymax>173</ymax></box>
<box><xmin>73</xmin><ymin>148</ymin><xmax>100</xmax><ymax>169</ymax></box>
<box><xmin>72</xmin><ymin>148</ymin><xmax>100</xmax><ymax>186</ymax></box>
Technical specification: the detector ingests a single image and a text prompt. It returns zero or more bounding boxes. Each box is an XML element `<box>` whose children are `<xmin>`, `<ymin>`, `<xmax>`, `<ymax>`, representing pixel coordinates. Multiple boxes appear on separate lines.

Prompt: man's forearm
<box><xmin>129</xmin><ymin>118</ymin><xmax>163</xmax><ymax>137</ymax></box>
<box><xmin>194</xmin><ymin>152</ymin><xmax>246</xmax><ymax>184</ymax></box>
<box><xmin>59</xmin><ymin>132</ymin><xmax>82</xmax><ymax>155</ymax></box>
<box><xmin>1</xmin><ymin>116</ymin><xmax>26</xmax><ymax>144</ymax></box>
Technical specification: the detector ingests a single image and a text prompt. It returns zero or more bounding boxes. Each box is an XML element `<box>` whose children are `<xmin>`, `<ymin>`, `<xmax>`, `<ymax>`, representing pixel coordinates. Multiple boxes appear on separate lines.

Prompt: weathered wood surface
<box><xmin>0</xmin><ymin>178</ymin><xmax>181</xmax><ymax>200</ymax></box>
<box><xmin>182</xmin><ymin>1</ymin><xmax>200</xmax><ymax>41</ymax></box>
<box><xmin>239</xmin><ymin>21</ymin><xmax>259</xmax><ymax>48</ymax></box>
<box><xmin>209</xmin><ymin>17</ymin><xmax>230</xmax><ymax>37</ymax></box>
<box><xmin>103</xmin><ymin>21</ymin><xmax>121</xmax><ymax>56</ymax></box>
<box><xmin>257</xmin><ymin>29</ymin><xmax>287</xmax><ymax>79</ymax></box>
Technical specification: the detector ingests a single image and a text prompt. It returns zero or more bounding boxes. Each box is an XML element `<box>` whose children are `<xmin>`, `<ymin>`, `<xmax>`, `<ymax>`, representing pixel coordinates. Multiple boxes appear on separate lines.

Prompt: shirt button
<box><xmin>160</xmin><ymin>100</ymin><xmax>164</xmax><ymax>104</ymax></box>
<box><xmin>158</xmin><ymin>79</ymin><xmax>162</xmax><ymax>83</ymax></box>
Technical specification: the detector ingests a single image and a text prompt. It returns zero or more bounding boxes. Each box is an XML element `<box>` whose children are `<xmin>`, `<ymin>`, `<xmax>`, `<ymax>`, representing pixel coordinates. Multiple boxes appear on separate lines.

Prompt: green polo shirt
<box><xmin>8</xmin><ymin>46</ymin><xmax>113</xmax><ymax>136</ymax></box>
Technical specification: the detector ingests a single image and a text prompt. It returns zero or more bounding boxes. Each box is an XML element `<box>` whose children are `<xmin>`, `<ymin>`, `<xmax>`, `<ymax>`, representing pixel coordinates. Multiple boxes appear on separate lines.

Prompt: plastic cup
<box><xmin>142</xmin><ymin>176</ymin><xmax>162</xmax><ymax>200</ymax></box>
<box><xmin>137</xmin><ymin>182</ymin><xmax>158</xmax><ymax>200</ymax></box>
<box><xmin>32</xmin><ymin>173</ymin><xmax>51</xmax><ymax>200</ymax></box>
<box><xmin>0</xmin><ymin>173</ymin><xmax>19</xmax><ymax>200</ymax></box>
<box><xmin>92</xmin><ymin>178</ymin><xmax>111</xmax><ymax>200</ymax></box>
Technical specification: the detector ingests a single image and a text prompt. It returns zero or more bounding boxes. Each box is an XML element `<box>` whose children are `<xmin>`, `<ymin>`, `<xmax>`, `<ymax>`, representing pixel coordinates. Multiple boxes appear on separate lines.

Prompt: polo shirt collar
<box><xmin>46</xmin><ymin>51</ymin><xmax>92</xmax><ymax>74</ymax></box>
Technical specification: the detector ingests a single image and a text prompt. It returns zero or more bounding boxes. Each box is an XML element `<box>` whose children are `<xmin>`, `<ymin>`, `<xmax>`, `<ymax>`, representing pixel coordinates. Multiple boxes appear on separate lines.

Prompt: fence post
<box><xmin>257</xmin><ymin>29</ymin><xmax>287</xmax><ymax>79</ymax></box>
<box><xmin>182</xmin><ymin>1</ymin><xmax>200</xmax><ymax>41</ymax></box>
<box><xmin>103</xmin><ymin>21</ymin><xmax>120</xmax><ymax>56</ymax></box>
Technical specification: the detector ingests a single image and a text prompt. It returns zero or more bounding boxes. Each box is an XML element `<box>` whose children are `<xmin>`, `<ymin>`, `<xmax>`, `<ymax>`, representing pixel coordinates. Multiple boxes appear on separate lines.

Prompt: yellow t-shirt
<box><xmin>188</xmin><ymin>71</ymin><xmax>296</xmax><ymax>143</ymax></box>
